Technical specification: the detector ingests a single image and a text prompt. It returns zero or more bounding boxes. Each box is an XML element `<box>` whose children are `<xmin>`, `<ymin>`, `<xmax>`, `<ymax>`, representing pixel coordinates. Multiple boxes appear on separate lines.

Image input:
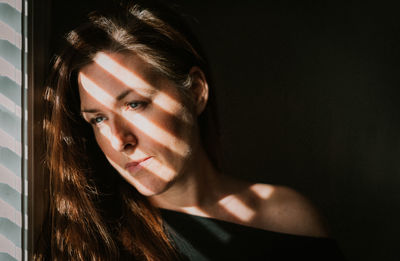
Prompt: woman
<box><xmin>36</xmin><ymin>1</ymin><xmax>344</xmax><ymax>260</ymax></box>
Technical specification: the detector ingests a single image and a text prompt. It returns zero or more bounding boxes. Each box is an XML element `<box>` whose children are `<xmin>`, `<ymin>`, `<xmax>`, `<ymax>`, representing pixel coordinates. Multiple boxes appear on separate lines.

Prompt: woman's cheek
<box><xmin>93</xmin><ymin>128</ymin><xmax>114</xmax><ymax>156</ymax></box>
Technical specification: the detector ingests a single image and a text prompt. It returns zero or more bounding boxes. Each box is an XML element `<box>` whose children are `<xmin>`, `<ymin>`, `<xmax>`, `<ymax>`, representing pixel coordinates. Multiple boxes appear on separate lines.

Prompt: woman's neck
<box><xmin>147</xmin><ymin>145</ymin><xmax>228</xmax><ymax>214</ymax></box>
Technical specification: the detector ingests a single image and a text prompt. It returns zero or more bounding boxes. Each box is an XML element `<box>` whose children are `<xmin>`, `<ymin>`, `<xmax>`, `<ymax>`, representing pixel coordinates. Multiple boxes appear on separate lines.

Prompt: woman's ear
<box><xmin>188</xmin><ymin>66</ymin><xmax>209</xmax><ymax>115</ymax></box>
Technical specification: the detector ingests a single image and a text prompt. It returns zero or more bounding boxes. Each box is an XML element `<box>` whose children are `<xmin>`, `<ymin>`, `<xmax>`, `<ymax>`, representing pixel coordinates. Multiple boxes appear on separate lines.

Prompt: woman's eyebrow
<box><xmin>81</xmin><ymin>108</ymin><xmax>99</xmax><ymax>114</ymax></box>
<box><xmin>116</xmin><ymin>90</ymin><xmax>131</xmax><ymax>101</ymax></box>
<box><xmin>118</xmin><ymin>88</ymin><xmax>156</xmax><ymax>100</ymax></box>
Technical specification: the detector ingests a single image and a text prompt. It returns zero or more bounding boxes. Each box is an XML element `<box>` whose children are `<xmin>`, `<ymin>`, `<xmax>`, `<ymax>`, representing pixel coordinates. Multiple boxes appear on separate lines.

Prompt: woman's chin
<box><xmin>128</xmin><ymin>177</ymin><xmax>171</xmax><ymax>197</ymax></box>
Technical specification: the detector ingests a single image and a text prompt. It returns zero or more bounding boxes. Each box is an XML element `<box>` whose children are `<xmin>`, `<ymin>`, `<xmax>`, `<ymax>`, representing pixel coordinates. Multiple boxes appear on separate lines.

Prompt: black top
<box><xmin>160</xmin><ymin>209</ymin><xmax>346</xmax><ymax>261</ymax></box>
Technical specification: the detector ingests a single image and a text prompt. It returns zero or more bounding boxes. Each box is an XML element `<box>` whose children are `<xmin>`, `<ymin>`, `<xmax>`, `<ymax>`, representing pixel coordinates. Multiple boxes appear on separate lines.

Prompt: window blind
<box><xmin>0</xmin><ymin>0</ymin><xmax>28</xmax><ymax>260</ymax></box>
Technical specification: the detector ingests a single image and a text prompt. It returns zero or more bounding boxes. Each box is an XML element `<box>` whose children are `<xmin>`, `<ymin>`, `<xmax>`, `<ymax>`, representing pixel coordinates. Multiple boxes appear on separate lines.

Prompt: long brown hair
<box><xmin>35</xmin><ymin>1</ymin><xmax>221</xmax><ymax>260</ymax></box>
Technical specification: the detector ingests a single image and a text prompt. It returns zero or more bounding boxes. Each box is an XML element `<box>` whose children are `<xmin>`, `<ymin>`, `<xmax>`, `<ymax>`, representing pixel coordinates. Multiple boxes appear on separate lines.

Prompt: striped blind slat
<box><xmin>0</xmin><ymin>3</ymin><xmax>21</xmax><ymax>31</ymax></box>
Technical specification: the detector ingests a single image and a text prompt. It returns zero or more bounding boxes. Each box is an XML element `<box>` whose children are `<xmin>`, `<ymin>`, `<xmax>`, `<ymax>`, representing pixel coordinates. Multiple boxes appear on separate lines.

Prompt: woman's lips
<box><xmin>125</xmin><ymin>157</ymin><xmax>152</xmax><ymax>173</ymax></box>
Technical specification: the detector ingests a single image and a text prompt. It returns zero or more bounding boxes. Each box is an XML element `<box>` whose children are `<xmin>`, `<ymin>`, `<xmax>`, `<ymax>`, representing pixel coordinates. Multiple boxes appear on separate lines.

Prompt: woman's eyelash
<box><xmin>90</xmin><ymin>116</ymin><xmax>106</xmax><ymax>125</ymax></box>
<box><xmin>125</xmin><ymin>101</ymin><xmax>146</xmax><ymax>110</ymax></box>
<box><xmin>87</xmin><ymin>102</ymin><xmax>146</xmax><ymax>125</ymax></box>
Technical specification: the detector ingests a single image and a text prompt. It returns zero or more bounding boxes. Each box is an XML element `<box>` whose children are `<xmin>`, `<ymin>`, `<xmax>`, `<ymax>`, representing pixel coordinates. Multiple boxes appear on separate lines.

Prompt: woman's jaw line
<box><xmin>147</xmin><ymin>144</ymin><xmax>224</xmax><ymax>211</ymax></box>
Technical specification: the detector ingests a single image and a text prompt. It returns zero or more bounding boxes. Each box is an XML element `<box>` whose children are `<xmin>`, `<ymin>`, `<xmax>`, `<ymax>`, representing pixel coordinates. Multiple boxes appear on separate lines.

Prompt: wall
<box><xmin>182</xmin><ymin>1</ymin><xmax>400</xmax><ymax>260</ymax></box>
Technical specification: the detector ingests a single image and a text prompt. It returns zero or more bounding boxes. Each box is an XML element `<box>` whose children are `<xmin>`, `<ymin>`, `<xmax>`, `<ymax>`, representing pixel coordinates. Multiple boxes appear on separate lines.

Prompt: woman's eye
<box><xmin>91</xmin><ymin>116</ymin><xmax>106</xmax><ymax>125</ymax></box>
<box><xmin>126</xmin><ymin>101</ymin><xmax>145</xmax><ymax>110</ymax></box>
<box><xmin>128</xmin><ymin>102</ymin><xmax>139</xmax><ymax>109</ymax></box>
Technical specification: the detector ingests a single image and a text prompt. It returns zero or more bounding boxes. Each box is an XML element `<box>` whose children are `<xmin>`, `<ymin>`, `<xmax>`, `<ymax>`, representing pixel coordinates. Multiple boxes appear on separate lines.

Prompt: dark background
<box><xmin>48</xmin><ymin>1</ymin><xmax>400</xmax><ymax>260</ymax></box>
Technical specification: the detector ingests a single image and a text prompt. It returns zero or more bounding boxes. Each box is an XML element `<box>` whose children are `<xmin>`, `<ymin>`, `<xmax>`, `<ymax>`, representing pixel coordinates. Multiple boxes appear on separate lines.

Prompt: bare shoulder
<box><xmin>249</xmin><ymin>183</ymin><xmax>330</xmax><ymax>238</ymax></box>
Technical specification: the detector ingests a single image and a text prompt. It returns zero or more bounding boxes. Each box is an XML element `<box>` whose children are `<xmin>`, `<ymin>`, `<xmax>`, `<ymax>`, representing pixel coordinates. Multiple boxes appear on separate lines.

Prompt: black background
<box><xmin>50</xmin><ymin>1</ymin><xmax>400</xmax><ymax>260</ymax></box>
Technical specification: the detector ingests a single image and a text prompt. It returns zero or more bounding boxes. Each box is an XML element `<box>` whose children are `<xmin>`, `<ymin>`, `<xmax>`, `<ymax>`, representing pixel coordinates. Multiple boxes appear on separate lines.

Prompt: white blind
<box><xmin>0</xmin><ymin>0</ymin><xmax>28</xmax><ymax>260</ymax></box>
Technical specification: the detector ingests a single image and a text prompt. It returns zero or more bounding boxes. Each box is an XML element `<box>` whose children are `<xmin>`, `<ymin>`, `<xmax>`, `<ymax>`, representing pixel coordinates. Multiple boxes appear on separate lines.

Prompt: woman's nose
<box><xmin>110</xmin><ymin>114</ymin><xmax>137</xmax><ymax>153</ymax></box>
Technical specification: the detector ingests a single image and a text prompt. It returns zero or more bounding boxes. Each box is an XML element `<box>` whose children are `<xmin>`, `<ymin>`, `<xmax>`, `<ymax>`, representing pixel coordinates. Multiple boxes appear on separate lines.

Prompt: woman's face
<box><xmin>78</xmin><ymin>52</ymin><xmax>198</xmax><ymax>196</ymax></box>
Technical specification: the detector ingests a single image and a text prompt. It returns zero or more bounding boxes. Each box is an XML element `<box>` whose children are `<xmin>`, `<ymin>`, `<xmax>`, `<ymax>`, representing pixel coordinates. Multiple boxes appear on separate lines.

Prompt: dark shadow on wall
<box><xmin>49</xmin><ymin>1</ymin><xmax>400</xmax><ymax>260</ymax></box>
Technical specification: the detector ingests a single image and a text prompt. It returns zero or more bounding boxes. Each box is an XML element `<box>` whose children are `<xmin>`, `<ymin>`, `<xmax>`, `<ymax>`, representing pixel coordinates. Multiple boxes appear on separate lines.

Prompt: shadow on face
<box><xmin>76</xmin><ymin>50</ymin><xmax>272</xmax><ymax>225</ymax></box>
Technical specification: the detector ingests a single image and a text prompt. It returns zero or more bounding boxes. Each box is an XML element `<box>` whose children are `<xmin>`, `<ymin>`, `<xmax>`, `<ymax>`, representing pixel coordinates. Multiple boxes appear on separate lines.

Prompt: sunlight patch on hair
<box><xmin>66</xmin><ymin>30</ymin><xmax>80</xmax><ymax>46</ymax></box>
<box><xmin>56</xmin><ymin>196</ymin><xmax>80</xmax><ymax>221</ymax></box>
<box><xmin>43</xmin><ymin>86</ymin><xmax>54</xmax><ymax>102</ymax></box>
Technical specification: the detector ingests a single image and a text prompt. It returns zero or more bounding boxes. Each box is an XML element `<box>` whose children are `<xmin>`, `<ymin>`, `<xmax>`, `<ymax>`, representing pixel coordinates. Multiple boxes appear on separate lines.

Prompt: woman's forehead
<box><xmin>77</xmin><ymin>51</ymin><xmax>186</xmax><ymax>114</ymax></box>
<box><xmin>78</xmin><ymin>52</ymin><xmax>159</xmax><ymax>97</ymax></box>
